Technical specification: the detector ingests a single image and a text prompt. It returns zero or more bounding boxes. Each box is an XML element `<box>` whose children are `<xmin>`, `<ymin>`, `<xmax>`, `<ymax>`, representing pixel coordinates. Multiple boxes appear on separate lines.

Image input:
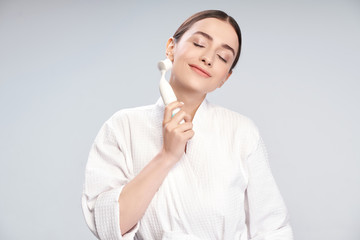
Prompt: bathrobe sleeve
<box><xmin>81</xmin><ymin>113</ymin><xmax>139</xmax><ymax>240</ymax></box>
<box><xmin>244</xmin><ymin>131</ymin><xmax>294</xmax><ymax>240</ymax></box>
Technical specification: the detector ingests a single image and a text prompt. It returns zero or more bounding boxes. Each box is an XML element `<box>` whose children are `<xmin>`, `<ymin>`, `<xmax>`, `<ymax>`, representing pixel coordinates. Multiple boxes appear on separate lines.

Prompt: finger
<box><xmin>163</xmin><ymin>101</ymin><xmax>184</xmax><ymax>124</ymax></box>
<box><xmin>171</xmin><ymin>110</ymin><xmax>187</xmax><ymax>124</ymax></box>
<box><xmin>171</xmin><ymin>111</ymin><xmax>191</xmax><ymax>125</ymax></box>
<box><xmin>175</xmin><ymin>122</ymin><xmax>193</xmax><ymax>132</ymax></box>
<box><xmin>183</xmin><ymin>114</ymin><xmax>192</xmax><ymax>123</ymax></box>
<box><xmin>183</xmin><ymin>129</ymin><xmax>195</xmax><ymax>141</ymax></box>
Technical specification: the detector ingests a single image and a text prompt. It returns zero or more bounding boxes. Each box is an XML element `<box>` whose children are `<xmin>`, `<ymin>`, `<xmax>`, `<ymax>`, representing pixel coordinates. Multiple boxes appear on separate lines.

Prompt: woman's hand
<box><xmin>118</xmin><ymin>102</ymin><xmax>194</xmax><ymax>234</ymax></box>
<box><xmin>162</xmin><ymin>101</ymin><xmax>194</xmax><ymax>163</ymax></box>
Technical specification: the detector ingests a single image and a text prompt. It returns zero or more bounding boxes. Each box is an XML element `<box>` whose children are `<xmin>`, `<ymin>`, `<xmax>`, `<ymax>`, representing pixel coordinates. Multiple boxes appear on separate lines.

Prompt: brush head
<box><xmin>158</xmin><ymin>58</ymin><xmax>172</xmax><ymax>72</ymax></box>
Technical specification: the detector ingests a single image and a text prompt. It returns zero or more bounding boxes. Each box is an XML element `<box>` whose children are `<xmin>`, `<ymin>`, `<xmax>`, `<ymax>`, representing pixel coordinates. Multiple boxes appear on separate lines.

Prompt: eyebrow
<box><xmin>193</xmin><ymin>31</ymin><xmax>235</xmax><ymax>56</ymax></box>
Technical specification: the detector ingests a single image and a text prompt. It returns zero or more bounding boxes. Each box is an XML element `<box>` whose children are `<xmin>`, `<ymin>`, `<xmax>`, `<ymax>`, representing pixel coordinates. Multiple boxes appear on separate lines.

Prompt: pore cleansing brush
<box><xmin>157</xmin><ymin>59</ymin><xmax>182</xmax><ymax>119</ymax></box>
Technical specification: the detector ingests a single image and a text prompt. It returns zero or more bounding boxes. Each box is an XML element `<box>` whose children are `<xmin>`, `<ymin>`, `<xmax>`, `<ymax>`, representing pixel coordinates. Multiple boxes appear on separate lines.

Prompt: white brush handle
<box><xmin>159</xmin><ymin>74</ymin><xmax>177</xmax><ymax>105</ymax></box>
<box><xmin>172</xmin><ymin>108</ymin><xmax>184</xmax><ymax>124</ymax></box>
<box><xmin>159</xmin><ymin>76</ymin><xmax>184</xmax><ymax>123</ymax></box>
<box><xmin>158</xmin><ymin>59</ymin><xmax>184</xmax><ymax>124</ymax></box>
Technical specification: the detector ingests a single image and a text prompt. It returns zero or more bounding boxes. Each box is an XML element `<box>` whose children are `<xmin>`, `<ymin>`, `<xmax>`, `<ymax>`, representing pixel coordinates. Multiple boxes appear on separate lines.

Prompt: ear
<box><xmin>218</xmin><ymin>70</ymin><xmax>232</xmax><ymax>88</ymax></box>
<box><xmin>166</xmin><ymin>37</ymin><xmax>175</xmax><ymax>61</ymax></box>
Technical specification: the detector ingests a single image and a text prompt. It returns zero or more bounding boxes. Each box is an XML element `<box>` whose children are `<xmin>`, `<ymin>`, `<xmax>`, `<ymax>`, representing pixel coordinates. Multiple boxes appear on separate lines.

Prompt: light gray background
<box><xmin>0</xmin><ymin>0</ymin><xmax>359</xmax><ymax>239</ymax></box>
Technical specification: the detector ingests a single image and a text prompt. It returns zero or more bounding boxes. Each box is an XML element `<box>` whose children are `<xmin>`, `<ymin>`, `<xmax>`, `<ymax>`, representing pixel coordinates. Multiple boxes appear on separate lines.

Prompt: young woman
<box><xmin>82</xmin><ymin>10</ymin><xmax>294</xmax><ymax>240</ymax></box>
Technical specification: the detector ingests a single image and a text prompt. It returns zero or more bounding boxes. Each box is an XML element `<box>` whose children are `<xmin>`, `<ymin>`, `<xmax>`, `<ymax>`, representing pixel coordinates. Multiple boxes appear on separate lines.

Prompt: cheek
<box><xmin>174</xmin><ymin>43</ymin><xmax>198</xmax><ymax>61</ymax></box>
<box><xmin>217</xmin><ymin>68</ymin><xmax>230</xmax><ymax>81</ymax></box>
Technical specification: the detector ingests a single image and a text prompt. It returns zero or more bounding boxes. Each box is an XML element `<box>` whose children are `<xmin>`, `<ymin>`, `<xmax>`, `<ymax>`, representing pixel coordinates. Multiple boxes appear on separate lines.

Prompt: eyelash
<box><xmin>193</xmin><ymin>42</ymin><xmax>227</xmax><ymax>63</ymax></box>
<box><xmin>193</xmin><ymin>42</ymin><xmax>204</xmax><ymax>48</ymax></box>
<box><xmin>218</xmin><ymin>55</ymin><xmax>227</xmax><ymax>63</ymax></box>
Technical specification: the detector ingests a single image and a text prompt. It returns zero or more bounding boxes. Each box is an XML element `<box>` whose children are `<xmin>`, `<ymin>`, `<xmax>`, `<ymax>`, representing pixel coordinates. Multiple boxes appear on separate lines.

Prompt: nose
<box><xmin>201</xmin><ymin>55</ymin><xmax>212</xmax><ymax>67</ymax></box>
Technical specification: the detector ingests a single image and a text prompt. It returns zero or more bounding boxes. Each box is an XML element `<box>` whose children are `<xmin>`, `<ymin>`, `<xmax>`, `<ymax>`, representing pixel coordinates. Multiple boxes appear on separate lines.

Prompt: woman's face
<box><xmin>168</xmin><ymin>18</ymin><xmax>239</xmax><ymax>95</ymax></box>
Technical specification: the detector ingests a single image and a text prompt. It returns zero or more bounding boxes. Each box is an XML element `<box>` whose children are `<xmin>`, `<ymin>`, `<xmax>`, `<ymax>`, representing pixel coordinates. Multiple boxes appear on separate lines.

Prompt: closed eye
<box><xmin>218</xmin><ymin>55</ymin><xmax>227</xmax><ymax>63</ymax></box>
<box><xmin>193</xmin><ymin>42</ymin><xmax>204</xmax><ymax>48</ymax></box>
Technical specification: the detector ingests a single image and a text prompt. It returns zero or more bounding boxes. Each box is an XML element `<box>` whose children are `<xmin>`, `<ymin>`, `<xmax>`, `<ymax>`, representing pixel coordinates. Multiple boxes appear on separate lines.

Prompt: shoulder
<box><xmin>205</xmin><ymin>101</ymin><xmax>261</xmax><ymax>152</ymax></box>
<box><xmin>207</xmin><ymin>101</ymin><xmax>260</xmax><ymax>134</ymax></box>
<box><xmin>94</xmin><ymin>103</ymin><xmax>159</xmax><ymax>140</ymax></box>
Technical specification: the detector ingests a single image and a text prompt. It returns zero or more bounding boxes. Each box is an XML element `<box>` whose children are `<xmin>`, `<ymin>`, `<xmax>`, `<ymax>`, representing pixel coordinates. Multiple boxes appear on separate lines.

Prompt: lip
<box><xmin>189</xmin><ymin>64</ymin><xmax>211</xmax><ymax>78</ymax></box>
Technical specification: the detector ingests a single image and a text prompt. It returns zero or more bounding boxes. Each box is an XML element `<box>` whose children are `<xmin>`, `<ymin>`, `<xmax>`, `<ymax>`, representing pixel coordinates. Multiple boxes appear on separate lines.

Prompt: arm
<box><xmin>119</xmin><ymin>101</ymin><xmax>194</xmax><ymax>234</ymax></box>
<box><xmin>244</xmin><ymin>133</ymin><xmax>294</xmax><ymax>240</ymax></box>
<box><xmin>118</xmin><ymin>150</ymin><xmax>175</xmax><ymax>234</ymax></box>
<box><xmin>82</xmin><ymin>101</ymin><xmax>194</xmax><ymax>239</ymax></box>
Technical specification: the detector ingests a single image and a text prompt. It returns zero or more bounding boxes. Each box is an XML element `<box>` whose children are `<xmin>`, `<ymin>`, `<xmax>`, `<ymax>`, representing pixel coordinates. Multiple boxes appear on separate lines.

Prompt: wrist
<box><xmin>158</xmin><ymin>148</ymin><xmax>180</xmax><ymax>167</ymax></box>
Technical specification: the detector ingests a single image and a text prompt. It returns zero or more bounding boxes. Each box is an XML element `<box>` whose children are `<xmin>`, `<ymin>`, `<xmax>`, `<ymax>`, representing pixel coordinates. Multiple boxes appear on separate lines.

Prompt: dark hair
<box><xmin>173</xmin><ymin>10</ymin><xmax>242</xmax><ymax>71</ymax></box>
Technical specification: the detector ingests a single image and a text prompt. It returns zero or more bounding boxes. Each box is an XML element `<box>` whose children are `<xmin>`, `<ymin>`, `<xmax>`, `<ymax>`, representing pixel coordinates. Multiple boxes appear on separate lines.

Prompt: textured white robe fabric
<box><xmin>82</xmin><ymin>98</ymin><xmax>294</xmax><ymax>240</ymax></box>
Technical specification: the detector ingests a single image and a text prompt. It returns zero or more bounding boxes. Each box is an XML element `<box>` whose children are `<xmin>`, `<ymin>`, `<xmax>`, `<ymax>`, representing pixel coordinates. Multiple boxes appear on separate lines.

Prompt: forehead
<box><xmin>184</xmin><ymin>18</ymin><xmax>239</xmax><ymax>52</ymax></box>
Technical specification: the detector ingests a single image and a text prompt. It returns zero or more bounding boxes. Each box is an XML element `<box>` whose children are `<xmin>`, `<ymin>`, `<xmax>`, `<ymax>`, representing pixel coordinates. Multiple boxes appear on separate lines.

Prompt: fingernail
<box><xmin>180</xmin><ymin>102</ymin><xmax>184</xmax><ymax>105</ymax></box>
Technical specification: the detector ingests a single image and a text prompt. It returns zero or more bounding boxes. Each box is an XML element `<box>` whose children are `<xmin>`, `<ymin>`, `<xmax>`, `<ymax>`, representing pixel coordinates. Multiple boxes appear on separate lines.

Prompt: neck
<box><xmin>169</xmin><ymin>80</ymin><xmax>206</xmax><ymax>121</ymax></box>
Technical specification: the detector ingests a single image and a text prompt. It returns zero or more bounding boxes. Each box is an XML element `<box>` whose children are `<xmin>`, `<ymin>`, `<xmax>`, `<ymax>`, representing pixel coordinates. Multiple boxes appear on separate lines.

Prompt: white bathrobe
<box><xmin>81</xmin><ymin>97</ymin><xmax>294</xmax><ymax>240</ymax></box>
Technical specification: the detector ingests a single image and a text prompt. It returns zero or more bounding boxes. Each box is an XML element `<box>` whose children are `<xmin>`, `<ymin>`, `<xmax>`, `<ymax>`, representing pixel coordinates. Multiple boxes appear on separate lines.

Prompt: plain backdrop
<box><xmin>0</xmin><ymin>0</ymin><xmax>359</xmax><ymax>239</ymax></box>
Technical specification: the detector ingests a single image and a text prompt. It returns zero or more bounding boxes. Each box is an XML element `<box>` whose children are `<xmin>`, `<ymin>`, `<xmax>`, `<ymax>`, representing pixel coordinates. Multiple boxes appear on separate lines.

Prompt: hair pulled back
<box><xmin>173</xmin><ymin>10</ymin><xmax>242</xmax><ymax>71</ymax></box>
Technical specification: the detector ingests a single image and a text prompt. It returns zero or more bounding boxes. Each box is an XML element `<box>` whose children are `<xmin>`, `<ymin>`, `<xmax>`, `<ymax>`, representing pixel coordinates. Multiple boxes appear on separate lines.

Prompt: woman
<box><xmin>82</xmin><ymin>10</ymin><xmax>294</xmax><ymax>240</ymax></box>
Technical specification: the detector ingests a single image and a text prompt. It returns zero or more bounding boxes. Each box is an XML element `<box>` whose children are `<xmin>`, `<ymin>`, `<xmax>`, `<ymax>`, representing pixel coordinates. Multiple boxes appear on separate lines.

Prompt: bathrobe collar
<box><xmin>155</xmin><ymin>97</ymin><xmax>209</xmax><ymax>131</ymax></box>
